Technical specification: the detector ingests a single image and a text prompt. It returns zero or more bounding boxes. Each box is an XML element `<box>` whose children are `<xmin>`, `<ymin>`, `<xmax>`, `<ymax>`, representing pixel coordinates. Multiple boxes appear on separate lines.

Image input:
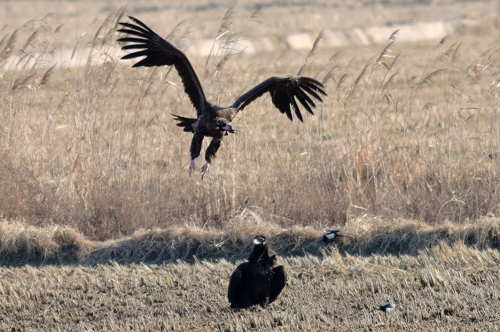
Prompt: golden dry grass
<box><xmin>0</xmin><ymin>7</ymin><xmax>500</xmax><ymax>239</ymax></box>
<box><xmin>1</xmin><ymin>2</ymin><xmax>500</xmax><ymax>330</ymax></box>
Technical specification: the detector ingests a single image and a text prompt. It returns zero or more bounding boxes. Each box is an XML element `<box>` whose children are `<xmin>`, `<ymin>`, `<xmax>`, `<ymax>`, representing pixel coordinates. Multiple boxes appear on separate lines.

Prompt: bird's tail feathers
<box><xmin>172</xmin><ymin>114</ymin><xmax>197</xmax><ymax>133</ymax></box>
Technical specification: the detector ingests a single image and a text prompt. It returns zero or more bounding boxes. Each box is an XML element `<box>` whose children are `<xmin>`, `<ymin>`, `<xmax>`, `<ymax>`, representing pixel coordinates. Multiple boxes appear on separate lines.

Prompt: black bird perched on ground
<box><xmin>323</xmin><ymin>229</ymin><xmax>350</xmax><ymax>243</ymax></box>
<box><xmin>117</xmin><ymin>16</ymin><xmax>327</xmax><ymax>178</ymax></box>
<box><xmin>227</xmin><ymin>235</ymin><xmax>287</xmax><ymax>309</ymax></box>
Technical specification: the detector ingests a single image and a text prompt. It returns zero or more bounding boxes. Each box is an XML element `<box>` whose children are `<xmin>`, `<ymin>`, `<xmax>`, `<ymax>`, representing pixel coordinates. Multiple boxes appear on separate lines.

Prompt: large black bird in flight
<box><xmin>228</xmin><ymin>235</ymin><xmax>287</xmax><ymax>309</ymax></box>
<box><xmin>118</xmin><ymin>16</ymin><xmax>327</xmax><ymax>178</ymax></box>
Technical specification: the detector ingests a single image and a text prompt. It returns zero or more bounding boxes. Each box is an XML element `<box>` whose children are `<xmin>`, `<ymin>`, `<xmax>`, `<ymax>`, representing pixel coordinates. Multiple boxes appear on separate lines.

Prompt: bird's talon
<box><xmin>189</xmin><ymin>160</ymin><xmax>196</xmax><ymax>176</ymax></box>
<box><xmin>200</xmin><ymin>163</ymin><xmax>210</xmax><ymax>179</ymax></box>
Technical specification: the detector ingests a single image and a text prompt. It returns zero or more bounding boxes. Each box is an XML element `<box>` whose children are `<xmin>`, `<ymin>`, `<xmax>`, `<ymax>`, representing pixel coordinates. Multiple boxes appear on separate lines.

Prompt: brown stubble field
<box><xmin>1</xmin><ymin>241</ymin><xmax>499</xmax><ymax>331</ymax></box>
<box><xmin>1</xmin><ymin>0</ymin><xmax>500</xmax><ymax>330</ymax></box>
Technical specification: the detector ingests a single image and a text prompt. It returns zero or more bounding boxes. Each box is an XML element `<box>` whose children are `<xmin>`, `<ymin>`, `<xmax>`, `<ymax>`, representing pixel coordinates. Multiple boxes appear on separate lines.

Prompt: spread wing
<box><xmin>269</xmin><ymin>265</ymin><xmax>287</xmax><ymax>304</ymax></box>
<box><xmin>230</xmin><ymin>76</ymin><xmax>326</xmax><ymax>122</ymax></box>
<box><xmin>117</xmin><ymin>16</ymin><xmax>208</xmax><ymax>116</ymax></box>
<box><xmin>227</xmin><ymin>268</ymin><xmax>242</xmax><ymax>304</ymax></box>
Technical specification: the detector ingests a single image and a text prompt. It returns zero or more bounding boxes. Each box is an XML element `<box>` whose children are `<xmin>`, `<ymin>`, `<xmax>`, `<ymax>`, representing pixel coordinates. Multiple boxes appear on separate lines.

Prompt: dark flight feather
<box><xmin>118</xmin><ymin>16</ymin><xmax>208</xmax><ymax>116</ymax></box>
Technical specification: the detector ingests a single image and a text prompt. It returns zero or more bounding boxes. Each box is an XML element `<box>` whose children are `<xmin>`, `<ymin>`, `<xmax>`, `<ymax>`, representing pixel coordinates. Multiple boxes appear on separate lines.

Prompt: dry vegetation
<box><xmin>1</xmin><ymin>8</ymin><xmax>500</xmax><ymax>239</ymax></box>
<box><xmin>1</xmin><ymin>2</ymin><xmax>500</xmax><ymax>330</ymax></box>
<box><xmin>1</xmin><ymin>237</ymin><xmax>499</xmax><ymax>330</ymax></box>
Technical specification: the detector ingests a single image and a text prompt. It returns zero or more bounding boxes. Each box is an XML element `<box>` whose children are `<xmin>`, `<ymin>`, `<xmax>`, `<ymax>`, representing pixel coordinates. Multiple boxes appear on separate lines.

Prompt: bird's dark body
<box><xmin>228</xmin><ymin>236</ymin><xmax>286</xmax><ymax>309</ymax></box>
<box><xmin>118</xmin><ymin>16</ymin><xmax>326</xmax><ymax>177</ymax></box>
<box><xmin>228</xmin><ymin>261</ymin><xmax>273</xmax><ymax>308</ymax></box>
<box><xmin>173</xmin><ymin>107</ymin><xmax>235</xmax><ymax>137</ymax></box>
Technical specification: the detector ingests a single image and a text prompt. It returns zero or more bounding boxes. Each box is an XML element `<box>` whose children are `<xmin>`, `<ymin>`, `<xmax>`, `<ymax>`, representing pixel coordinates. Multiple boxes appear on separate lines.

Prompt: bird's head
<box><xmin>253</xmin><ymin>235</ymin><xmax>266</xmax><ymax>246</ymax></box>
<box><xmin>216</xmin><ymin>119</ymin><xmax>235</xmax><ymax>134</ymax></box>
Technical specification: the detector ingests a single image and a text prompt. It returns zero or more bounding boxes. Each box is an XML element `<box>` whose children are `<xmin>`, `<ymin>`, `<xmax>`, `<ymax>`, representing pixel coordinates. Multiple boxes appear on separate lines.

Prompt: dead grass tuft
<box><xmin>346</xmin><ymin>216</ymin><xmax>500</xmax><ymax>255</ymax></box>
<box><xmin>0</xmin><ymin>221</ymin><xmax>95</xmax><ymax>265</ymax></box>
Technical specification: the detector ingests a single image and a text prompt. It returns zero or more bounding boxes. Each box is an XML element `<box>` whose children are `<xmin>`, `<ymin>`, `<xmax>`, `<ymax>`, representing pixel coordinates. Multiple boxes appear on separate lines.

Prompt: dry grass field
<box><xmin>2</xmin><ymin>240</ymin><xmax>500</xmax><ymax>331</ymax></box>
<box><xmin>1</xmin><ymin>1</ymin><xmax>500</xmax><ymax>330</ymax></box>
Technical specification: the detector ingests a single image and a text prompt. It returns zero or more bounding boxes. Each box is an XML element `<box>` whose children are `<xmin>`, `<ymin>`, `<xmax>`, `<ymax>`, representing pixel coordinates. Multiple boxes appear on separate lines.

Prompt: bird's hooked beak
<box><xmin>217</xmin><ymin>121</ymin><xmax>235</xmax><ymax>134</ymax></box>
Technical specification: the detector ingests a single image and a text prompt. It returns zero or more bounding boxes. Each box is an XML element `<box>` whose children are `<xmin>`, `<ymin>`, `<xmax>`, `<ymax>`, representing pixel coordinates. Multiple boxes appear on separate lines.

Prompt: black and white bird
<box><xmin>227</xmin><ymin>235</ymin><xmax>287</xmax><ymax>309</ymax></box>
<box><xmin>379</xmin><ymin>302</ymin><xmax>395</xmax><ymax>313</ymax></box>
<box><xmin>323</xmin><ymin>230</ymin><xmax>350</xmax><ymax>243</ymax></box>
<box><xmin>117</xmin><ymin>16</ymin><xmax>327</xmax><ymax>178</ymax></box>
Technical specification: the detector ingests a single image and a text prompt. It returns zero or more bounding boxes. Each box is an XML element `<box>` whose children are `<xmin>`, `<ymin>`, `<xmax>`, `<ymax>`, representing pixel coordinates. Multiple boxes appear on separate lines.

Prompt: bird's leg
<box><xmin>189</xmin><ymin>159</ymin><xmax>196</xmax><ymax>176</ymax></box>
<box><xmin>201</xmin><ymin>138</ymin><xmax>222</xmax><ymax>179</ymax></box>
<box><xmin>200</xmin><ymin>162</ymin><xmax>210</xmax><ymax>179</ymax></box>
<box><xmin>189</xmin><ymin>133</ymin><xmax>204</xmax><ymax>177</ymax></box>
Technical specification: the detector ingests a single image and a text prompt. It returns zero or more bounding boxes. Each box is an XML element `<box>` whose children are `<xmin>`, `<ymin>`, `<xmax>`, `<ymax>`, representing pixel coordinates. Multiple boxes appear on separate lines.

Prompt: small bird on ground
<box><xmin>227</xmin><ymin>235</ymin><xmax>287</xmax><ymax>309</ymax></box>
<box><xmin>379</xmin><ymin>302</ymin><xmax>395</xmax><ymax>313</ymax></box>
<box><xmin>323</xmin><ymin>230</ymin><xmax>351</xmax><ymax>243</ymax></box>
<box><xmin>117</xmin><ymin>16</ymin><xmax>327</xmax><ymax>178</ymax></box>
